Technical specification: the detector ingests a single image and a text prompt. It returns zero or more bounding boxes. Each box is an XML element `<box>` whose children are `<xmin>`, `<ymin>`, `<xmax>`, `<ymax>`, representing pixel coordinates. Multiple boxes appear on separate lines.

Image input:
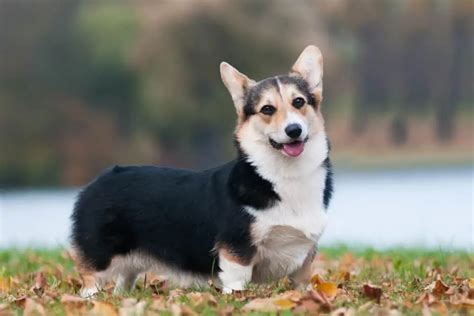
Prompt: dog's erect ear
<box><xmin>291</xmin><ymin>45</ymin><xmax>323</xmax><ymax>93</ymax></box>
<box><xmin>220</xmin><ymin>62</ymin><xmax>255</xmax><ymax>115</ymax></box>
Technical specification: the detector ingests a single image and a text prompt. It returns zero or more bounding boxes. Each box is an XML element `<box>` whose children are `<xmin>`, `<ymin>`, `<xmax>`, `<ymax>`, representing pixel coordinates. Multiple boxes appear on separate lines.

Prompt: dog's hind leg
<box><xmin>113</xmin><ymin>271</ymin><xmax>139</xmax><ymax>295</ymax></box>
<box><xmin>69</xmin><ymin>249</ymin><xmax>108</xmax><ymax>298</ymax></box>
<box><xmin>79</xmin><ymin>272</ymin><xmax>107</xmax><ymax>298</ymax></box>
<box><xmin>111</xmin><ymin>252</ymin><xmax>149</xmax><ymax>295</ymax></box>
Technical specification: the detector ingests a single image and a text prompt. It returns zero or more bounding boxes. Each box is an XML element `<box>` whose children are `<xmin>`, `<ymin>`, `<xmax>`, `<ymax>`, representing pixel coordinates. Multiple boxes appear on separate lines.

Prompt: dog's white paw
<box><xmin>80</xmin><ymin>286</ymin><xmax>99</xmax><ymax>298</ymax></box>
<box><xmin>222</xmin><ymin>281</ymin><xmax>245</xmax><ymax>294</ymax></box>
<box><xmin>222</xmin><ymin>287</ymin><xmax>234</xmax><ymax>294</ymax></box>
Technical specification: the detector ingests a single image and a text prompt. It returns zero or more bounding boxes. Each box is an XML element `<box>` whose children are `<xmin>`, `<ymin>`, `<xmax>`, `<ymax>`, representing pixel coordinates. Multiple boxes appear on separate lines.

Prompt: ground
<box><xmin>0</xmin><ymin>246</ymin><xmax>472</xmax><ymax>315</ymax></box>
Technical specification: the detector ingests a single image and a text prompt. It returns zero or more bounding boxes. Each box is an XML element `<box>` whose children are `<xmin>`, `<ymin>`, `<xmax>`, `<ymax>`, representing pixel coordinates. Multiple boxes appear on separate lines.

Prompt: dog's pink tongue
<box><xmin>282</xmin><ymin>141</ymin><xmax>305</xmax><ymax>157</ymax></box>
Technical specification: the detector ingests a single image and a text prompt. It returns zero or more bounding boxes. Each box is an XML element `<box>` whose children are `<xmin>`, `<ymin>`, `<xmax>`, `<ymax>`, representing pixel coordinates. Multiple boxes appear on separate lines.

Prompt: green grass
<box><xmin>0</xmin><ymin>246</ymin><xmax>472</xmax><ymax>315</ymax></box>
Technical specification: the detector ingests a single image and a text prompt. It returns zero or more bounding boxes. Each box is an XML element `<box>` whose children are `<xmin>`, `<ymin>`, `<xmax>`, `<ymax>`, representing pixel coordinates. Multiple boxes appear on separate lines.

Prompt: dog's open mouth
<box><xmin>269</xmin><ymin>138</ymin><xmax>308</xmax><ymax>157</ymax></box>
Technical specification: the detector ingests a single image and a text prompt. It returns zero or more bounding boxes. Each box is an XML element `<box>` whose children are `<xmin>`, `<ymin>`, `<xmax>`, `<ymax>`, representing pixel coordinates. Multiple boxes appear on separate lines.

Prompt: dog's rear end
<box><xmin>70</xmin><ymin>165</ymin><xmax>222</xmax><ymax>296</ymax></box>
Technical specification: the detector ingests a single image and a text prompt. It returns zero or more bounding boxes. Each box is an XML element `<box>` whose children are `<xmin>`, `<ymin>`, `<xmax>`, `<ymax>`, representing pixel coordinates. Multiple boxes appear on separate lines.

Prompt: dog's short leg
<box><xmin>289</xmin><ymin>248</ymin><xmax>316</xmax><ymax>287</ymax></box>
<box><xmin>113</xmin><ymin>272</ymin><xmax>138</xmax><ymax>295</ymax></box>
<box><xmin>218</xmin><ymin>250</ymin><xmax>253</xmax><ymax>293</ymax></box>
<box><xmin>80</xmin><ymin>273</ymin><xmax>105</xmax><ymax>298</ymax></box>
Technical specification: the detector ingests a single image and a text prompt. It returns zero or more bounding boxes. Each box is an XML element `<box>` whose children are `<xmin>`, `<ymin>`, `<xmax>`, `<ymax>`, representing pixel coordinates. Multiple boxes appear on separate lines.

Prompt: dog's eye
<box><xmin>292</xmin><ymin>97</ymin><xmax>305</xmax><ymax>109</ymax></box>
<box><xmin>260</xmin><ymin>105</ymin><xmax>276</xmax><ymax>116</ymax></box>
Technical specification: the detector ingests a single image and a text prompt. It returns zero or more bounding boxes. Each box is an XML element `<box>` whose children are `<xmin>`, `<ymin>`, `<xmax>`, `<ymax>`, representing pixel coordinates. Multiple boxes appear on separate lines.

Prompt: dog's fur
<box><xmin>70</xmin><ymin>45</ymin><xmax>333</xmax><ymax>296</ymax></box>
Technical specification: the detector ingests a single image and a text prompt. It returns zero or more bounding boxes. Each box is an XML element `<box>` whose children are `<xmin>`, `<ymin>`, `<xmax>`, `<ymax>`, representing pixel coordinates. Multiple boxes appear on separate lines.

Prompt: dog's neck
<box><xmin>238</xmin><ymin>131</ymin><xmax>329</xmax><ymax>184</ymax></box>
<box><xmin>229</xmin><ymin>132</ymin><xmax>329</xmax><ymax>211</ymax></box>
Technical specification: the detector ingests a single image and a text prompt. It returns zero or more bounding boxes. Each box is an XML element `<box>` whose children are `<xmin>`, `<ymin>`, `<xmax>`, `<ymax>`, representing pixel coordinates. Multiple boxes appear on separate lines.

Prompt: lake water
<box><xmin>1</xmin><ymin>167</ymin><xmax>472</xmax><ymax>250</ymax></box>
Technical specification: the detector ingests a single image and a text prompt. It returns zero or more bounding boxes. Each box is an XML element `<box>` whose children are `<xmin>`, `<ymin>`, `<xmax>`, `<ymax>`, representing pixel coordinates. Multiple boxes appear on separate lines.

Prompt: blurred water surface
<box><xmin>1</xmin><ymin>167</ymin><xmax>472</xmax><ymax>250</ymax></box>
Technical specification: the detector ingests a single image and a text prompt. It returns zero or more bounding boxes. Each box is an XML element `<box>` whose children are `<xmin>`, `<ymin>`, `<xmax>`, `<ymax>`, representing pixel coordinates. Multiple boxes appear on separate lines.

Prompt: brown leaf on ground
<box><xmin>31</xmin><ymin>272</ymin><xmax>47</xmax><ymax>297</ymax></box>
<box><xmin>13</xmin><ymin>295</ymin><xmax>27</xmax><ymax>308</ymax></box>
<box><xmin>338</xmin><ymin>271</ymin><xmax>351</xmax><ymax>282</ymax></box>
<box><xmin>416</xmin><ymin>293</ymin><xmax>437</xmax><ymax>305</ymax></box>
<box><xmin>427</xmin><ymin>279</ymin><xmax>449</xmax><ymax>297</ymax></box>
<box><xmin>429</xmin><ymin>301</ymin><xmax>449</xmax><ymax>314</ymax></box>
<box><xmin>217</xmin><ymin>305</ymin><xmax>234</xmax><ymax>316</ymax></box>
<box><xmin>357</xmin><ymin>301</ymin><xmax>374</xmax><ymax>313</ymax></box>
<box><xmin>66</xmin><ymin>276</ymin><xmax>82</xmax><ymax>292</ymax></box>
<box><xmin>315</xmin><ymin>281</ymin><xmax>338</xmax><ymax>299</ymax></box>
<box><xmin>331</xmin><ymin>307</ymin><xmax>356</xmax><ymax>316</ymax></box>
<box><xmin>307</xmin><ymin>289</ymin><xmax>332</xmax><ymax>312</ymax></box>
<box><xmin>61</xmin><ymin>294</ymin><xmax>87</xmax><ymax>316</ymax></box>
<box><xmin>60</xmin><ymin>294</ymin><xmax>86</xmax><ymax>304</ymax></box>
<box><xmin>170</xmin><ymin>304</ymin><xmax>198</xmax><ymax>316</ymax></box>
<box><xmin>23</xmin><ymin>298</ymin><xmax>45</xmax><ymax>316</ymax></box>
<box><xmin>119</xmin><ymin>299</ymin><xmax>147</xmax><ymax>316</ymax></box>
<box><xmin>149</xmin><ymin>297</ymin><xmax>167</xmax><ymax>311</ymax></box>
<box><xmin>293</xmin><ymin>298</ymin><xmax>320</xmax><ymax>314</ymax></box>
<box><xmin>273</xmin><ymin>298</ymin><xmax>297</xmax><ymax>309</ymax></box>
<box><xmin>362</xmin><ymin>283</ymin><xmax>383</xmax><ymax>304</ymax></box>
<box><xmin>242</xmin><ymin>291</ymin><xmax>302</xmax><ymax>312</ymax></box>
<box><xmin>310</xmin><ymin>274</ymin><xmax>324</xmax><ymax>286</ymax></box>
<box><xmin>91</xmin><ymin>301</ymin><xmax>118</xmax><ymax>316</ymax></box>
<box><xmin>186</xmin><ymin>292</ymin><xmax>218</xmax><ymax>307</ymax></box>
<box><xmin>0</xmin><ymin>277</ymin><xmax>10</xmax><ymax>294</ymax></box>
<box><xmin>242</xmin><ymin>298</ymin><xmax>280</xmax><ymax>312</ymax></box>
<box><xmin>468</xmin><ymin>278</ymin><xmax>474</xmax><ymax>300</ymax></box>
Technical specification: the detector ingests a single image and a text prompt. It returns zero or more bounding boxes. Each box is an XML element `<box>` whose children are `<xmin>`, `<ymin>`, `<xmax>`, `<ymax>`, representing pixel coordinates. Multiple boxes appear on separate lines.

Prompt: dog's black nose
<box><xmin>285</xmin><ymin>124</ymin><xmax>302</xmax><ymax>139</ymax></box>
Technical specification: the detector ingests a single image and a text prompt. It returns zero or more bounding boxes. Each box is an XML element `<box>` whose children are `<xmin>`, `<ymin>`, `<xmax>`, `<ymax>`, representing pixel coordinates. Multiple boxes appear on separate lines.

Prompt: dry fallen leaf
<box><xmin>338</xmin><ymin>271</ymin><xmax>351</xmax><ymax>282</ymax></box>
<box><xmin>331</xmin><ymin>307</ymin><xmax>356</xmax><ymax>316</ymax></box>
<box><xmin>149</xmin><ymin>297</ymin><xmax>167</xmax><ymax>311</ymax></box>
<box><xmin>273</xmin><ymin>298</ymin><xmax>297</xmax><ymax>309</ymax></box>
<box><xmin>429</xmin><ymin>301</ymin><xmax>449</xmax><ymax>314</ymax></box>
<box><xmin>311</xmin><ymin>274</ymin><xmax>324</xmax><ymax>286</ymax></box>
<box><xmin>311</xmin><ymin>274</ymin><xmax>338</xmax><ymax>299</ymax></box>
<box><xmin>293</xmin><ymin>298</ymin><xmax>320</xmax><ymax>314</ymax></box>
<box><xmin>217</xmin><ymin>305</ymin><xmax>234</xmax><ymax>316</ymax></box>
<box><xmin>242</xmin><ymin>298</ymin><xmax>280</xmax><ymax>312</ymax></box>
<box><xmin>416</xmin><ymin>293</ymin><xmax>437</xmax><ymax>305</ymax></box>
<box><xmin>23</xmin><ymin>298</ymin><xmax>45</xmax><ymax>316</ymax></box>
<box><xmin>243</xmin><ymin>291</ymin><xmax>302</xmax><ymax>312</ymax></box>
<box><xmin>307</xmin><ymin>289</ymin><xmax>331</xmax><ymax>312</ymax></box>
<box><xmin>362</xmin><ymin>283</ymin><xmax>383</xmax><ymax>304</ymax></box>
<box><xmin>468</xmin><ymin>278</ymin><xmax>474</xmax><ymax>290</ymax></box>
<box><xmin>61</xmin><ymin>294</ymin><xmax>87</xmax><ymax>316</ymax></box>
<box><xmin>0</xmin><ymin>277</ymin><xmax>10</xmax><ymax>294</ymax></box>
<box><xmin>91</xmin><ymin>301</ymin><xmax>118</xmax><ymax>316</ymax></box>
<box><xmin>357</xmin><ymin>301</ymin><xmax>374</xmax><ymax>313</ymax></box>
<box><xmin>428</xmin><ymin>279</ymin><xmax>449</xmax><ymax>297</ymax></box>
<box><xmin>279</xmin><ymin>290</ymin><xmax>303</xmax><ymax>302</ymax></box>
<box><xmin>170</xmin><ymin>304</ymin><xmax>198</xmax><ymax>316</ymax></box>
<box><xmin>119</xmin><ymin>299</ymin><xmax>147</xmax><ymax>316</ymax></box>
<box><xmin>316</xmin><ymin>281</ymin><xmax>338</xmax><ymax>299</ymax></box>
<box><xmin>186</xmin><ymin>292</ymin><xmax>217</xmax><ymax>307</ymax></box>
<box><xmin>31</xmin><ymin>272</ymin><xmax>46</xmax><ymax>297</ymax></box>
<box><xmin>60</xmin><ymin>294</ymin><xmax>86</xmax><ymax>304</ymax></box>
<box><xmin>13</xmin><ymin>295</ymin><xmax>27</xmax><ymax>308</ymax></box>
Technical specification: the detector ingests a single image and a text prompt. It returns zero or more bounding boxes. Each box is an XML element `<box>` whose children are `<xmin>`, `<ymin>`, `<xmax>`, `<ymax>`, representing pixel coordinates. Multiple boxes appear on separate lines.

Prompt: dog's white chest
<box><xmin>246</xmin><ymin>170</ymin><xmax>328</xmax><ymax>281</ymax></box>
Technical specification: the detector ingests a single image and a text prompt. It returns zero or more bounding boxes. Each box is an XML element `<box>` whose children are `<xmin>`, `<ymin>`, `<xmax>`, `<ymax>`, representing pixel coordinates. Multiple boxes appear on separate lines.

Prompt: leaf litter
<box><xmin>0</xmin><ymin>248</ymin><xmax>472</xmax><ymax>315</ymax></box>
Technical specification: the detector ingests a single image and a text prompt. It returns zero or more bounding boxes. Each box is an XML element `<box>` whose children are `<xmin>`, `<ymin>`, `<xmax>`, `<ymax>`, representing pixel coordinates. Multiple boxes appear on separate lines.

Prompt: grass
<box><xmin>0</xmin><ymin>246</ymin><xmax>472</xmax><ymax>315</ymax></box>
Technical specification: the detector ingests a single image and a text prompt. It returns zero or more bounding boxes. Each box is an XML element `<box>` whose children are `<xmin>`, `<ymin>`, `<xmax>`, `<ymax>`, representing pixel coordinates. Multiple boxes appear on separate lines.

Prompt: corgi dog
<box><xmin>71</xmin><ymin>45</ymin><xmax>333</xmax><ymax>297</ymax></box>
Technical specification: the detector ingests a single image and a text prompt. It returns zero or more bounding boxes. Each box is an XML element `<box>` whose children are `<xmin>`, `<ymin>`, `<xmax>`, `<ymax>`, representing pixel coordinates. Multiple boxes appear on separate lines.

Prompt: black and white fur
<box><xmin>70</xmin><ymin>45</ymin><xmax>333</xmax><ymax>296</ymax></box>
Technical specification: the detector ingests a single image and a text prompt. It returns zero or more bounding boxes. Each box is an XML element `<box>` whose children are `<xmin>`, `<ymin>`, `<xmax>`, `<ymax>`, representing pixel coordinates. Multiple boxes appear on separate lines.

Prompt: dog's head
<box><xmin>221</xmin><ymin>46</ymin><xmax>326</xmax><ymax>163</ymax></box>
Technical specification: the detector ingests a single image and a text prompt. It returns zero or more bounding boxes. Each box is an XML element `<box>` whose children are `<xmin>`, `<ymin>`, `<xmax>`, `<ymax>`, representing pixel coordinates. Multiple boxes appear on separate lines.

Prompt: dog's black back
<box><xmin>71</xmin><ymin>158</ymin><xmax>282</xmax><ymax>275</ymax></box>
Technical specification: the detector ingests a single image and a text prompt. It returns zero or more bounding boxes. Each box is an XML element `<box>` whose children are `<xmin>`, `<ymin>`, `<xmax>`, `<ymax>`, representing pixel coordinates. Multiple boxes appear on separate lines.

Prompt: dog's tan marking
<box><xmin>217</xmin><ymin>244</ymin><xmax>252</xmax><ymax>266</ymax></box>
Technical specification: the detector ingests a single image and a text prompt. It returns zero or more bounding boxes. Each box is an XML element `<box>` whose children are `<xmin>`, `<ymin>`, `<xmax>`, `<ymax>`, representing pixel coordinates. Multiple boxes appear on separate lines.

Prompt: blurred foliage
<box><xmin>0</xmin><ymin>0</ymin><xmax>472</xmax><ymax>187</ymax></box>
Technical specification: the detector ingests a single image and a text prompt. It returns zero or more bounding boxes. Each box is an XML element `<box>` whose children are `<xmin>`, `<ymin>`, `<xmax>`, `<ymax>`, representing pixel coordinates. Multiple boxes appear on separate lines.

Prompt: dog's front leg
<box><xmin>218</xmin><ymin>248</ymin><xmax>254</xmax><ymax>293</ymax></box>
